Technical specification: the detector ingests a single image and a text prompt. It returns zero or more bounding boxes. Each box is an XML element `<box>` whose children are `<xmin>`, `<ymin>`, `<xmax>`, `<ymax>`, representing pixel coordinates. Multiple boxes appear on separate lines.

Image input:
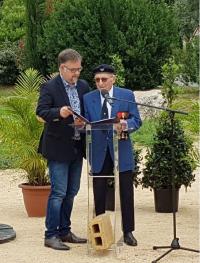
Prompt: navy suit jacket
<box><xmin>36</xmin><ymin>75</ymin><xmax>90</xmax><ymax>162</ymax></box>
<box><xmin>83</xmin><ymin>86</ymin><xmax>142</xmax><ymax>173</ymax></box>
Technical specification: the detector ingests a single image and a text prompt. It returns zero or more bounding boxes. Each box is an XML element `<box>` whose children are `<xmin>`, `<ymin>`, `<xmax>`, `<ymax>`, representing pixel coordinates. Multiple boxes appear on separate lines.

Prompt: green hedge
<box><xmin>38</xmin><ymin>0</ymin><xmax>179</xmax><ymax>89</ymax></box>
<box><xmin>0</xmin><ymin>0</ymin><xmax>25</xmax><ymax>43</ymax></box>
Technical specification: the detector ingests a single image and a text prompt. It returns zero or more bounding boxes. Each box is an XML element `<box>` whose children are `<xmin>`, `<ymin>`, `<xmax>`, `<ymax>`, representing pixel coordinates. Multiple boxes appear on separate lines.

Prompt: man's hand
<box><xmin>60</xmin><ymin>106</ymin><xmax>73</xmax><ymax>118</ymax></box>
<box><xmin>74</xmin><ymin>118</ymin><xmax>86</xmax><ymax>126</ymax></box>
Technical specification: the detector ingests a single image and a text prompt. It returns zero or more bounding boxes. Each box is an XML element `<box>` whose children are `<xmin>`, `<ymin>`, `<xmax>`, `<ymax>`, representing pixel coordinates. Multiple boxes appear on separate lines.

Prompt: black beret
<box><xmin>93</xmin><ymin>64</ymin><xmax>115</xmax><ymax>75</ymax></box>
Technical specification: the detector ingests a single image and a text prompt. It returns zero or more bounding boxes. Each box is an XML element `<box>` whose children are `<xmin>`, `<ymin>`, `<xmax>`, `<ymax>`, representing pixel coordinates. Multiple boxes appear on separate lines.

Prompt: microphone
<box><xmin>100</xmin><ymin>89</ymin><xmax>113</xmax><ymax>105</ymax></box>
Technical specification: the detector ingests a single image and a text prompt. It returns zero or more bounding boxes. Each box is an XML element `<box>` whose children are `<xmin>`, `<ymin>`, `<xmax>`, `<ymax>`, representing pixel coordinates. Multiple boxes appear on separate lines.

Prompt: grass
<box><xmin>132</xmin><ymin>118</ymin><xmax>158</xmax><ymax>147</ymax></box>
<box><xmin>132</xmin><ymin>86</ymin><xmax>199</xmax><ymax>148</ymax></box>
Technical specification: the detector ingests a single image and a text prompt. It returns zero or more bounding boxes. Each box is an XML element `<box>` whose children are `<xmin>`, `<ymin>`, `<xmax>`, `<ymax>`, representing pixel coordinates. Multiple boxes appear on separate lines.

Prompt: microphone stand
<box><xmin>105</xmin><ymin>94</ymin><xmax>200</xmax><ymax>262</ymax></box>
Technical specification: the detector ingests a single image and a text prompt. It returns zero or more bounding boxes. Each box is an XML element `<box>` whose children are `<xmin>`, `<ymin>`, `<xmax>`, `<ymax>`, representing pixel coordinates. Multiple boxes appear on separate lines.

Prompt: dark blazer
<box><xmin>36</xmin><ymin>75</ymin><xmax>90</xmax><ymax>162</ymax></box>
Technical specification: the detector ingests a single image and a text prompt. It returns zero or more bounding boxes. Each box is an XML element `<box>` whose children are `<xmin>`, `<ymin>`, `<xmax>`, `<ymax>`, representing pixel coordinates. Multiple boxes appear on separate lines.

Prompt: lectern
<box><xmin>85</xmin><ymin>121</ymin><xmax>123</xmax><ymax>255</ymax></box>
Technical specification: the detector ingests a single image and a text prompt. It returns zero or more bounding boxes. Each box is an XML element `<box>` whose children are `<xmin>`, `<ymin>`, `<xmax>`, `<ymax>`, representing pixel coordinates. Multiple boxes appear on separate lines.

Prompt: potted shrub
<box><xmin>141</xmin><ymin>113</ymin><xmax>196</xmax><ymax>212</ymax></box>
<box><xmin>141</xmin><ymin>57</ymin><xmax>197</xmax><ymax>212</ymax></box>
<box><xmin>0</xmin><ymin>68</ymin><xmax>50</xmax><ymax>217</ymax></box>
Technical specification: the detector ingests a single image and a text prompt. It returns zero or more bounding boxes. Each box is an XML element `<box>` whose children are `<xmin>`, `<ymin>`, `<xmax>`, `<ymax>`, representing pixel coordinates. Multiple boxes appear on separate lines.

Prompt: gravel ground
<box><xmin>0</xmin><ymin>161</ymin><xmax>199</xmax><ymax>263</ymax></box>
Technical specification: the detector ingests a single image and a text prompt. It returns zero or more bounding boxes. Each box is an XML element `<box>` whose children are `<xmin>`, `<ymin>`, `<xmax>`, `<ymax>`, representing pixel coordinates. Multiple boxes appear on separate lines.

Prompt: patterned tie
<box><xmin>101</xmin><ymin>99</ymin><xmax>108</xmax><ymax>119</ymax></box>
<box><xmin>65</xmin><ymin>85</ymin><xmax>80</xmax><ymax>115</ymax></box>
<box><xmin>63</xmin><ymin>81</ymin><xmax>81</xmax><ymax>140</ymax></box>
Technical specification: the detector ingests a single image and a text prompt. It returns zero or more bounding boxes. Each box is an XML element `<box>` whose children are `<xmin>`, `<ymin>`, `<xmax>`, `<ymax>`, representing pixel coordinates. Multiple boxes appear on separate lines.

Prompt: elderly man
<box><xmin>36</xmin><ymin>49</ymin><xmax>89</xmax><ymax>250</ymax></box>
<box><xmin>83</xmin><ymin>64</ymin><xmax>142</xmax><ymax>246</ymax></box>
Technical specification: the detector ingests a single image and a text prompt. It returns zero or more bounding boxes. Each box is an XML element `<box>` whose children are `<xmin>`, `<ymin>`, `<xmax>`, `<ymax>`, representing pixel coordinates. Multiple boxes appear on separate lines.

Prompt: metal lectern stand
<box><xmin>85</xmin><ymin>123</ymin><xmax>123</xmax><ymax>256</ymax></box>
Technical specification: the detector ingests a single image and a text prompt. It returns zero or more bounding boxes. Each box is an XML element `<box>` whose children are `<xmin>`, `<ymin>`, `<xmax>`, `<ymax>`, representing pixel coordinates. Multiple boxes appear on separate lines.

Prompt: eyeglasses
<box><xmin>94</xmin><ymin>77</ymin><xmax>112</xmax><ymax>83</ymax></box>
<box><xmin>64</xmin><ymin>65</ymin><xmax>83</xmax><ymax>73</ymax></box>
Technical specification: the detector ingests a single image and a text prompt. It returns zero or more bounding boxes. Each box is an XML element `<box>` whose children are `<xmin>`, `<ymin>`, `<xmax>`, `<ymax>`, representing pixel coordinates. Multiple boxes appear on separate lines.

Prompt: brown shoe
<box><xmin>44</xmin><ymin>236</ymin><xmax>70</xmax><ymax>250</ymax></box>
<box><xmin>60</xmin><ymin>231</ymin><xmax>87</xmax><ymax>244</ymax></box>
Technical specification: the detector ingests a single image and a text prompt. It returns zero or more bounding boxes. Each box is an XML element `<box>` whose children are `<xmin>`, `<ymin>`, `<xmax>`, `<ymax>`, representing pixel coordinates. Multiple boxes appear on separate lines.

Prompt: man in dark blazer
<box><xmin>36</xmin><ymin>49</ymin><xmax>90</xmax><ymax>250</ymax></box>
<box><xmin>83</xmin><ymin>64</ymin><xmax>142</xmax><ymax>246</ymax></box>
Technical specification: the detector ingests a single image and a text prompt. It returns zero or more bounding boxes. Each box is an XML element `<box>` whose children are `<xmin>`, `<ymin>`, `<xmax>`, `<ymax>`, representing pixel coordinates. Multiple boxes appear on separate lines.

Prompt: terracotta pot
<box><xmin>19</xmin><ymin>183</ymin><xmax>51</xmax><ymax>217</ymax></box>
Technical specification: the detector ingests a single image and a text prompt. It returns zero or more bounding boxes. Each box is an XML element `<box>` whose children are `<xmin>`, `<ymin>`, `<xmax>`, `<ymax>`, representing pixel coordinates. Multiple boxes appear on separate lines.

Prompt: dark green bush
<box><xmin>120</xmin><ymin>0</ymin><xmax>179</xmax><ymax>88</ymax></box>
<box><xmin>38</xmin><ymin>0</ymin><xmax>106</xmax><ymax>82</ymax></box>
<box><xmin>0</xmin><ymin>46</ymin><xmax>19</xmax><ymax>85</ymax></box>
<box><xmin>141</xmin><ymin>114</ymin><xmax>196</xmax><ymax>189</ymax></box>
<box><xmin>38</xmin><ymin>0</ymin><xmax>179</xmax><ymax>89</ymax></box>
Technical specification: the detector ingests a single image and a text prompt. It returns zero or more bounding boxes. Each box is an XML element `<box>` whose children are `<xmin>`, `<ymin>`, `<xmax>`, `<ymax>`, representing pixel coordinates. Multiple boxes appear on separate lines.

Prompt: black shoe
<box><xmin>124</xmin><ymin>232</ymin><xmax>137</xmax><ymax>246</ymax></box>
<box><xmin>44</xmin><ymin>236</ymin><xmax>70</xmax><ymax>250</ymax></box>
<box><xmin>60</xmin><ymin>231</ymin><xmax>87</xmax><ymax>244</ymax></box>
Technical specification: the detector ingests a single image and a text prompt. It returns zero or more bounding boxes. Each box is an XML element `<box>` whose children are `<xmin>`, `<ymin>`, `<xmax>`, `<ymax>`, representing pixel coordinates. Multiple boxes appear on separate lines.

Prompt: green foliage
<box><xmin>120</xmin><ymin>0</ymin><xmax>179</xmax><ymax>89</ymax></box>
<box><xmin>24</xmin><ymin>0</ymin><xmax>45</xmax><ymax>69</ymax></box>
<box><xmin>173</xmin><ymin>100</ymin><xmax>199</xmax><ymax>138</ymax></box>
<box><xmin>0</xmin><ymin>44</ymin><xmax>19</xmax><ymax>85</ymax></box>
<box><xmin>141</xmin><ymin>58</ymin><xmax>197</xmax><ymax>190</ymax></box>
<box><xmin>132</xmin><ymin>118</ymin><xmax>157</xmax><ymax>147</ymax></box>
<box><xmin>0</xmin><ymin>68</ymin><xmax>48</xmax><ymax>185</ymax></box>
<box><xmin>174</xmin><ymin>37</ymin><xmax>199</xmax><ymax>83</ymax></box>
<box><xmin>110</xmin><ymin>54</ymin><xmax>125</xmax><ymax>87</ymax></box>
<box><xmin>174</xmin><ymin>0</ymin><xmax>199</xmax><ymax>40</ymax></box>
<box><xmin>132</xmin><ymin>86</ymin><xmax>198</xmax><ymax>147</ymax></box>
<box><xmin>133</xmin><ymin>148</ymin><xmax>143</xmax><ymax>187</ymax></box>
<box><xmin>141</xmin><ymin>114</ymin><xmax>196</xmax><ymax>189</ymax></box>
<box><xmin>38</xmin><ymin>0</ymin><xmax>105</xmax><ymax>80</ymax></box>
<box><xmin>38</xmin><ymin>0</ymin><xmax>179</xmax><ymax>89</ymax></box>
<box><xmin>161</xmin><ymin>57</ymin><xmax>181</xmax><ymax>107</ymax></box>
<box><xmin>0</xmin><ymin>0</ymin><xmax>25</xmax><ymax>43</ymax></box>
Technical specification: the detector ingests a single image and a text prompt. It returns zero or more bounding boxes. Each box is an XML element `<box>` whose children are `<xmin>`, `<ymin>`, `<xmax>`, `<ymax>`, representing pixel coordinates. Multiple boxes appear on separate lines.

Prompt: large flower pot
<box><xmin>19</xmin><ymin>184</ymin><xmax>51</xmax><ymax>217</ymax></box>
<box><xmin>153</xmin><ymin>188</ymin><xmax>180</xmax><ymax>213</ymax></box>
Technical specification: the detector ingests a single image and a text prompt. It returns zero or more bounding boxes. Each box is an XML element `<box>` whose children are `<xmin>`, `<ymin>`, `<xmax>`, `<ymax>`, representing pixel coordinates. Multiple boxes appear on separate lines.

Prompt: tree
<box><xmin>24</xmin><ymin>0</ymin><xmax>45</xmax><ymax>69</ymax></box>
<box><xmin>37</xmin><ymin>0</ymin><xmax>179</xmax><ymax>89</ymax></box>
<box><xmin>174</xmin><ymin>0</ymin><xmax>199</xmax><ymax>40</ymax></box>
<box><xmin>0</xmin><ymin>0</ymin><xmax>25</xmax><ymax>43</ymax></box>
<box><xmin>119</xmin><ymin>0</ymin><xmax>179</xmax><ymax>88</ymax></box>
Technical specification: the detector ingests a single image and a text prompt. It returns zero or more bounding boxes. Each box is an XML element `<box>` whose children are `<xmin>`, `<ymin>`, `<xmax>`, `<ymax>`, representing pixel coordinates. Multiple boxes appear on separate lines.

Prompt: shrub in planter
<box><xmin>141</xmin><ymin>114</ymin><xmax>196</xmax><ymax>190</ymax></box>
<box><xmin>141</xmin><ymin>56</ymin><xmax>197</xmax><ymax>212</ymax></box>
<box><xmin>0</xmin><ymin>68</ymin><xmax>50</xmax><ymax>216</ymax></box>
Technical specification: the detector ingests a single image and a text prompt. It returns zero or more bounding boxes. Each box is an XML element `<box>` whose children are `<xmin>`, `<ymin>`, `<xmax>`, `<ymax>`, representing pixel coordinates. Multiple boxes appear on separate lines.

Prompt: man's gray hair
<box><xmin>58</xmin><ymin>48</ymin><xmax>82</xmax><ymax>66</ymax></box>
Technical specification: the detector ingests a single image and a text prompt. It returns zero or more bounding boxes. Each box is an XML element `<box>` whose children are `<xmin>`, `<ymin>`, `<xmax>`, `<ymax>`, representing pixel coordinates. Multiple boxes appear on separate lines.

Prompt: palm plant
<box><xmin>0</xmin><ymin>68</ymin><xmax>49</xmax><ymax>185</ymax></box>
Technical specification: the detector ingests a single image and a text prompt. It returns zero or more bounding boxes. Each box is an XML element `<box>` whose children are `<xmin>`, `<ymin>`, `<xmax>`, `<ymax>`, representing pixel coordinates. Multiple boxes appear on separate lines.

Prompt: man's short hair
<box><xmin>58</xmin><ymin>49</ymin><xmax>82</xmax><ymax>66</ymax></box>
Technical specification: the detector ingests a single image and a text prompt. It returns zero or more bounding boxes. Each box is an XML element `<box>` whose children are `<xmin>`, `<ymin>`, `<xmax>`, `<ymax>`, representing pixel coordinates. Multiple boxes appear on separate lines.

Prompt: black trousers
<box><xmin>93</xmin><ymin>149</ymin><xmax>135</xmax><ymax>233</ymax></box>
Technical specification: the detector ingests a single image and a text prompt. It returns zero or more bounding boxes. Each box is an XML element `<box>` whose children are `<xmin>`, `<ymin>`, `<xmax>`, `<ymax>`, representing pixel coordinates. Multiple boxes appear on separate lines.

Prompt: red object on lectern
<box><xmin>116</xmin><ymin>112</ymin><xmax>129</xmax><ymax>140</ymax></box>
